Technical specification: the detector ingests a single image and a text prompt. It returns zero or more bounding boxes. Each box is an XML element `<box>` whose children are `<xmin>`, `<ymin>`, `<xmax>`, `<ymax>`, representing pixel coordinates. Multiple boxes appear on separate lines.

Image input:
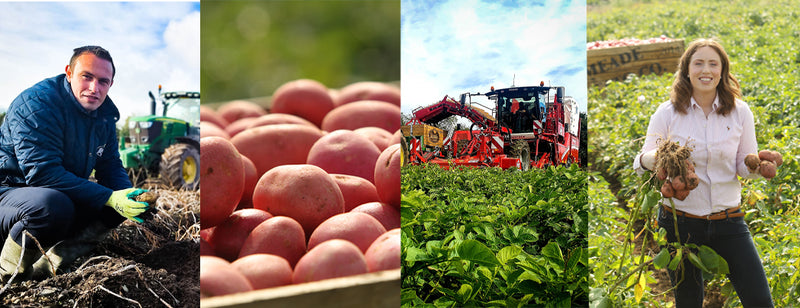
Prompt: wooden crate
<box><xmin>201</xmin><ymin>269</ymin><xmax>400</xmax><ymax>308</ymax></box>
<box><xmin>587</xmin><ymin>39</ymin><xmax>685</xmax><ymax>86</ymax></box>
<box><xmin>401</xmin><ymin>124</ymin><xmax>444</xmax><ymax>147</ymax></box>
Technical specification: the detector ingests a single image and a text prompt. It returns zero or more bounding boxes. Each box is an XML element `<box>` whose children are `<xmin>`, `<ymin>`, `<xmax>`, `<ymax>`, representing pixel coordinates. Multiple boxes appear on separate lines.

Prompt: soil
<box><xmin>0</xmin><ymin>189</ymin><xmax>200</xmax><ymax>307</ymax></box>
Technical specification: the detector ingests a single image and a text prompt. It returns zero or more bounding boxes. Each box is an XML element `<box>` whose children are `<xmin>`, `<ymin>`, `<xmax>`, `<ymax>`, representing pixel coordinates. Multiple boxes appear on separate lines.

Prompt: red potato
<box><xmin>364</xmin><ymin>228</ymin><xmax>401</xmax><ymax>272</ymax></box>
<box><xmin>759</xmin><ymin>160</ymin><xmax>777</xmax><ymax>179</ymax></box>
<box><xmin>246</xmin><ymin>113</ymin><xmax>318</xmax><ymax>130</ymax></box>
<box><xmin>350</xmin><ymin>202</ymin><xmax>400</xmax><ymax>231</ymax></box>
<box><xmin>207</xmin><ymin>209</ymin><xmax>273</xmax><ymax>262</ymax></box>
<box><xmin>231</xmin><ymin>254</ymin><xmax>293</xmax><ymax>290</ymax></box>
<box><xmin>217</xmin><ymin>100</ymin><xmax>267</xmax><ymax>124</ymax></box>
<box><xmin>390</xmin><ymin>129</ymin><xmax>402</xmax><ymax>145</ymax></box>
<box><xmin>330</xmin><ymin>174</ymin><xmax>380</xmax><ymax>212</ymax></box>
<box><xmin>237</xmin><ymin>155</ymin><xmax>259</xmax><ymax>210</ymax></box>
<box><xmin>270</xmin><ymin>79</ymin><xmax>335</xmax><ymax>128</ymax></box>
<box><xmin>673</xmin><ymin>188</ymin><xmax>690</xmax><ymax>201</ymax></box>
<box><xmin>231</xmin><ymin>124</ymin><xmax>323</xmax><ymax>176</ymax></box>
<box><xmin>224</xmin><ymin>117</ymin><xmax>259</xmax><ymax>139</ymax></box>
<box><xmin>200</xmin><ymin>237</ymin><xmax>215</xmax><ymax>256</ymax></box>
<box><xmin>200</xmin><ymin>137</ymin><xmax>245</xmax><ymax>229</ymax></box>
<box><xmin>252</xmin><ymin>164</ymin><xmax>345</xmax><ymax>237</ymax></box>
<box><xmin>200</xmin><ymin>228</ymin><xmax>213</xmax><ymax>242</ymax></box>
<box><xmin>200</xmin><ymin>105</ymin><xmax>229</xmax><ymax>129</ymax></box>
<box><xmin>758</xmin><ymin>150</ymin><xmax>783</xmax><ymax>166</ymax></box>
<box><xmin>684</xmin><ymin>159</ymin><xmax>695</xmax><ymax>173</ymax></box>
<box><xmin>374</xmin><ymin>144</ymin><xmax>402</xmax><ymax>208</ymax></box>
<box><xmin>661</xmin><ymin>180</ymin><xmax>675</xmax><ymax>198</ymax></box>
<box><xmin>239</xmin><ymin>216</ymin><xmax>307</xmax><ymax>267</ymax></box>
<box><xmin>684</xmin><ymin>172</ymin><xmax>700</xmax><ymax>190</ymax></box>
<box><xmin>307</xmin><ymin>130</ymin><xmax>382</xmax><ymax>184</ymax></box>
<box><xmin>656</xmin><ymin>167</ymin><xmax>667</xmax><ymax>181</ymax></box>
<box><xmin>200</xmin><ymin>121</ymin><xmax>231</xmax><ymax>140</ymax></box>
<box><xmin>200</xmin><ymin>256</ymin><xmax>253</xmax><ymax>298</ymax></box>
<box><xmin>292</xmin><ymin>239</ymin><xmax>368</xmax><ymax>284</ymax></box>
<box><xmin>745</xmin><ymin>153</ymin><xmax>760</xmax><ymax>171</ymax></box>
<box><xmin>307</xmin><ymin>212</ymin><xmax>387</xmax><ymax>253</ymax></box>
<box><xmin>335</xmin><ymin>81</ymin><xmax>401</xmax><ymax>107</ymax></box>
<box><xmin>354</xmin><ymin>127</ymin><xmax>394</xmax><ymax>151</ymax></box>
<box><xmin>321</xmin><ymin>100</ymin><xmax>401</xmax><ymax>133</ymax></box>
<box><xmin>670</xmin><ymin>176</ymin><xmax>687</xmax><ymax>191</ymax></box>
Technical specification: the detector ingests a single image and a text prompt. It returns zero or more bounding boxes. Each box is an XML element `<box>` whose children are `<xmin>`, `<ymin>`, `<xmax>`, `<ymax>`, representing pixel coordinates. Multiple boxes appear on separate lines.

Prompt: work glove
<box><xmin>105</xmin><ymin>188</ymin><xmax>150</xmax><ymax>223</ymax></box>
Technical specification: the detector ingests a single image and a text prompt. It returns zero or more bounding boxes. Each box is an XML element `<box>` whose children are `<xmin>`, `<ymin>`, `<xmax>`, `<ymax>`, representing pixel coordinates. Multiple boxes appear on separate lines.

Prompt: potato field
<box><xmin>401</xmin><ymin>164</ymin><xmax>588</xmax><ymax>307</ymax></box>
<box><xmin>587</xmin><ymin>0</ymin><xmax>800</xmax><ymax>306</ymax></box>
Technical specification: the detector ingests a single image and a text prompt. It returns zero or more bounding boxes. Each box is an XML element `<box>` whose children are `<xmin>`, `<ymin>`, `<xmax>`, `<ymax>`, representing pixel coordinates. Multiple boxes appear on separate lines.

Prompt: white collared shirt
<box><xmin>633</xmin><ymin>95</ymin><xmax>759</xmax><ymax>216</ymax></box>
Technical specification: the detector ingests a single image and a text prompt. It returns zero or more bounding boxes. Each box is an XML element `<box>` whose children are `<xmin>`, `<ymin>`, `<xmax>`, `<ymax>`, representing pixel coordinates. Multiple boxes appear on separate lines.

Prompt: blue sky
<box><xmin>0</xmin><ymin>1</ymin><xmax>200</xmax><ymax>124</ymax></box>
<box><xmin>401</xmin><ymin>0</ymin><xmax>587</xmax><ymax>117</ymax></box>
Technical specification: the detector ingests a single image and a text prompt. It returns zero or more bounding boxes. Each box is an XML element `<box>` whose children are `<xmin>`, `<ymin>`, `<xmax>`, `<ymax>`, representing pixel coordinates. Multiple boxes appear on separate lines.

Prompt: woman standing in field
<box><xmin>633</xmin><ymin>38</ymin><xmax>778</xmax><ymax>307</ymax></box>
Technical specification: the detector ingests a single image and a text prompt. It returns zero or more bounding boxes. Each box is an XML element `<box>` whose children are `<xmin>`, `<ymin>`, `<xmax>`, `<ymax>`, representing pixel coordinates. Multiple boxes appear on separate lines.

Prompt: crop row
<box><xmin>401</xmin><ymin>164</ymin><xmax>588</xmax><ymax>307</ymax></box>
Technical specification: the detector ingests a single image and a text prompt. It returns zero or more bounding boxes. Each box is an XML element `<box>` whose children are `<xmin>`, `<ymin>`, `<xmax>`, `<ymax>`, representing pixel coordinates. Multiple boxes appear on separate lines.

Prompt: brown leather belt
<box><xmin>661</xmin><ymin>203</ymin><xmax>745</xmax><ymax>220</ymax></box>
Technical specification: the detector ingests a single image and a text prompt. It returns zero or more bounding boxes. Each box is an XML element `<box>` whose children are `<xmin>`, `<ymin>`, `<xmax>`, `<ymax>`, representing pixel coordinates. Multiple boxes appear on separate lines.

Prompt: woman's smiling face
<box><xmin>688</xmin><ymin>46</ymin><xmax>722</xmax><ymax>96</ymax></box>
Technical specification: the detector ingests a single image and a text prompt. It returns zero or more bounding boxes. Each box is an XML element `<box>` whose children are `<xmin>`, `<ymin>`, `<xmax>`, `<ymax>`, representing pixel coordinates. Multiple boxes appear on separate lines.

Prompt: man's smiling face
<box><xmin>66</xmin><ymin>53</ymin><xmax>114</xmax><ymax>112</ymax></box>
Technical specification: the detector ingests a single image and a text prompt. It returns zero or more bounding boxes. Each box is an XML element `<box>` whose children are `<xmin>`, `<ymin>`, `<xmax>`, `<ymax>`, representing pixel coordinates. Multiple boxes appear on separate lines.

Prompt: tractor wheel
<box><xmin>511</xmin><ymin>140</ymin><xmax>530</xmax><ymax>171</ymax></box>
<box><xmin>160</xmin><ymin>143</ymin><xmax>200</xmax><ymax>190</ymax></box>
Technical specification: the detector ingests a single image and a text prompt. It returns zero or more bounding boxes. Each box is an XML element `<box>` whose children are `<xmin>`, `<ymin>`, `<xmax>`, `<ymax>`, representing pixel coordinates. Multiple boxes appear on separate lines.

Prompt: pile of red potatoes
<box><xmin>199</xmin><ymin>79</ymin><xmax>402</xmax><ymax>297</ymax></box>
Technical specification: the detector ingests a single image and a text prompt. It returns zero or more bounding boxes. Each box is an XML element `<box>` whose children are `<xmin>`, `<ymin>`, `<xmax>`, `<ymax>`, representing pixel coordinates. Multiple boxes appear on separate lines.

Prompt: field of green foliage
<box><xmin>401</xmin><ymin>164</ymin><xmax>588</xmax><ymax>307</ymax></box>
<box><xmin>587</xmin><ymin>0</ymin><xmax>800</xmax><ymax>307</ymax></box>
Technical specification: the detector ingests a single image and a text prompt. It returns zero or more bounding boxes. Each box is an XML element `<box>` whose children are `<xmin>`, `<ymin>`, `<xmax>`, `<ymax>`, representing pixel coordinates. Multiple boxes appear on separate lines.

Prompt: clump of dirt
<box><xmin>0</xmin><ymin>189</ymin><xmax>199</xmax><ymax>307</ymax></box>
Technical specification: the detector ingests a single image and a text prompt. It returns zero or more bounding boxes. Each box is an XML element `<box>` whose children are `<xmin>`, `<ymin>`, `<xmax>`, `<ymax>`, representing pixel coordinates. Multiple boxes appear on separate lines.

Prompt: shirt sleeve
<box><xmin>736</xmin><ymin>101</ymin><xmax>759</xmax><ymax>179</ymax></box>
<box><xmin>634</xmin><ymin>102</ymin><xmax>670</xmax><ymax>175</ymax></box>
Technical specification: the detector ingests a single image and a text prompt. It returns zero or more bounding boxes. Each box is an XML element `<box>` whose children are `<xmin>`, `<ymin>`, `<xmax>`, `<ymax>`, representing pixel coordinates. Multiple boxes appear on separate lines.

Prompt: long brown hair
<box><xmin>670</xmin><ymin>38</ymin><xmax>740</xmax><ymax>116</ymax></box>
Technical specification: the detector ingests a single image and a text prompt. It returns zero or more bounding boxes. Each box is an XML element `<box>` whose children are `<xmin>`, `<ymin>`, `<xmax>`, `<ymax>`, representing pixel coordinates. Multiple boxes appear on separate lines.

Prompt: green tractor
<box><xmin>120</xmin><ymin>86</ymin><xmax>200</xmax><ymax>190</ymax></box>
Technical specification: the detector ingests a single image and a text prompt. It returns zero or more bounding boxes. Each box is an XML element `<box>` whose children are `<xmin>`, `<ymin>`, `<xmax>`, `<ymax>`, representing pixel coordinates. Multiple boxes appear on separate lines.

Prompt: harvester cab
<box><xmin>120</xmin><ymin>86</ymin><xmax>201</xmax><ymax>190</ymax></box>
<box><xmin>485</xmin><ymin>82</ymin><xmax>580</xmax><ymax>167</ymax></box>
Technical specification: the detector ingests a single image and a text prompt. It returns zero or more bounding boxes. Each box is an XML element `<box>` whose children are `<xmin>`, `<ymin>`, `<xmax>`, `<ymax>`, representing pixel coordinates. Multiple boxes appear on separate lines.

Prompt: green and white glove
<box><xmin>106</xmin><ymin>188</ymin><xmax>150</xmax><ymax>223</ymax></box>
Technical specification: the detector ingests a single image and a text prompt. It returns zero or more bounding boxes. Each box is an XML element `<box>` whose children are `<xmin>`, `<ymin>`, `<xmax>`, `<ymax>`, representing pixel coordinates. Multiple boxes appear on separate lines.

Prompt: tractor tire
<box><xmin>160</xmin><ymin>143</ymin><xmax>200</xmax><ymax>190</ymax></box>
<box><xmin>400</xmin><ymin>137</ymin><xmax>409</xmax><ymax>167</ymax></box>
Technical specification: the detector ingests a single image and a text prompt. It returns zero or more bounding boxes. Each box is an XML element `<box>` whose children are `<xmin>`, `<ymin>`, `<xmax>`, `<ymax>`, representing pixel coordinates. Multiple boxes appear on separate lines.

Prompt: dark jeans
<box><xmin>0</xmin><ymin>187</ymin><xmax>124</xmax><ymax>248</ymax></box>
<box><xmin>658</xmin><ymin>207</ymin><xmax>774</xmax><ymax>308</ymax></box>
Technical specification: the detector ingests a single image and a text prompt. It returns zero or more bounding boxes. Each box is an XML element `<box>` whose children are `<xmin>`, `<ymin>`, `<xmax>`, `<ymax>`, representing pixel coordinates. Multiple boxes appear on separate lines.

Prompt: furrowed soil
<box><xmin>0</xmin><ymin>189</ymin><xmax>200</xmax><ymax>307</ymax></box>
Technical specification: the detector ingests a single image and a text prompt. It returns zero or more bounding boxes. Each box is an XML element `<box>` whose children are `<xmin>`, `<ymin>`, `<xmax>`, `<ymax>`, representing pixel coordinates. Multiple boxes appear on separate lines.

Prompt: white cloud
<box><xmin>401</xmin><ymin>0</ymin><xmax>587</xmax><ymax>117</ymax></box>
<box><xmin>0</xmin><ymin>2</ymin><xmax>200</xmax><ymax>125</ymax></box>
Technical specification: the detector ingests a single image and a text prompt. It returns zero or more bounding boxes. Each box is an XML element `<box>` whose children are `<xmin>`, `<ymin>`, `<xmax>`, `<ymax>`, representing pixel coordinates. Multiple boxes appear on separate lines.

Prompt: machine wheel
<box><xmin>160</xmin><ymin>143</ymin><xmax>200</xmax><ymax>190</ymax></box>
<box><xmin>511</xmin><ymin>140</ymin><xmax>530</xmax><ymax>171</ymax></box>
<box><xmin>400</xmin><ymin>137</ymin><xmax>409</xmax><ymax>167</ymax></box>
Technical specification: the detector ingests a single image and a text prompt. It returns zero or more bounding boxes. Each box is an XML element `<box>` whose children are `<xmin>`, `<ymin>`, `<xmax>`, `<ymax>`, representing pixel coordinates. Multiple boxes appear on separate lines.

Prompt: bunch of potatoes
<box><xmin>198</xmin><ymin>79</ymin><xmax>402</xmax><ymax>298</ymax></box>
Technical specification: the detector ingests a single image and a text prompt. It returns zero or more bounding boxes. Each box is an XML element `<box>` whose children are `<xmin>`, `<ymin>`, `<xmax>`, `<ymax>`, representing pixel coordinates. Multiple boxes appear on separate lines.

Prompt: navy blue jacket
<box><xmin>0</xmin><ymin>74</ymin><xmax>131</xmax><ymax>211</ymax></box>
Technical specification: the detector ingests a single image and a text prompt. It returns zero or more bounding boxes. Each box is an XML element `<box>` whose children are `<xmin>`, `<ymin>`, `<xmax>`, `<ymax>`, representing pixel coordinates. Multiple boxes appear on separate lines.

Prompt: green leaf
<box><xmin>640</xmin><ymin>188</ymin><xmax>660</xmax><ymax>215</ymax></box>
<box><xmin>456</xmin><ymin>239</ymin><xmax>501</xmax><ymax>267</ymax></box>
<box><xmin>668</xmin><ymin>247</ymin><xmax>683</xmax><ymax>271</ymax></box>
<box><xmin>497</xmin><ymin>245</ymin><xmax>523</xmax><ymax>266</ymax></box>
<box><xmin>698</xmin><ymin>245</ymin><xmax>729</xmax><ymax>275</ymax></box>
<box><xmin>405</xmin><ymin>247</ymin><xmax>431</xmax><ymax>262</ymax></box>
<box><xmin>542</xmin><ymin>242</ymin><xmax>565</xmax><ymax>269</ymax></box>
<box><xmin>456</xmin><ymin>284</ymin><xmax>473</xmax><ymax>303</ymax></box>
<box><xmin>687</xmin><ymin>251</ymin><xmax>711</xmax><ymax>273</ymax></box>
<box><xmin>653</xmin><ymin>248</ymin><xmax>671</xmax><ymax>269</ymax></box>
